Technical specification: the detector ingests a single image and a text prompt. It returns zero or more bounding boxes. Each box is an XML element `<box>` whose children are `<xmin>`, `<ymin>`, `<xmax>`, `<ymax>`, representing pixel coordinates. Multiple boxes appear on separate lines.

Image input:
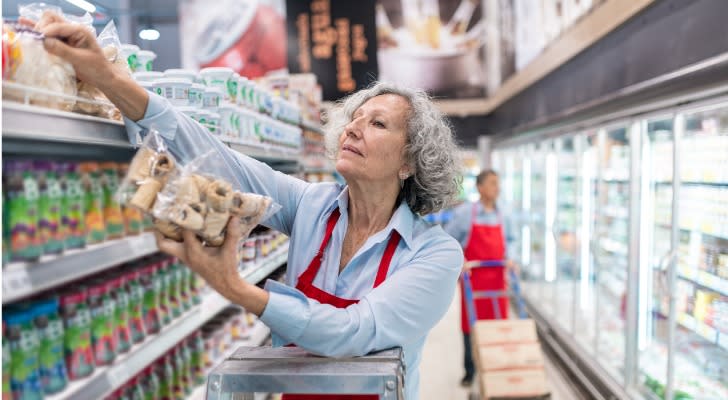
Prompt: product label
<box><xmin>84</xmin><ymin>175</ymin><xmax>106</xmax><ymax>244</ymax></box>
<box><xmin>38</xmin><ymin>318</ymin><xmax>67</xmax><ymax>393</ymax></box>
<box><xmin>90</xmin><ymin>298</ymin><xmax>116</xmax><ymax>365</ymax></box>
<box><xmin>227</xmin><ymin>79</ymin><xmax>238</xmax><ymax>102</ymax></box>
<box><xmin>103</xmin><ymin>172</ymin><xmax>124</xmax><ymax>238</ymax></box>
<box><xmin>127</xmin><ymin>54</ymin><xmax>137</xmax><ymax>71</ymax></box>
<box><xmin>142</xmin><ymin>280</ymin><xmax>161</xmax><ymax>334</ymax></box>
<box><xmin>8</xmin><ymin>176</ymin><xmax>42</xmax><ymax>261</ymax></box>
<box><xmin>114</xmin><ymin>290</ymin><xmax>132</xmax><ymax>352</ymax></box>
<box><xmin>38</xmin><ymin>176</ymin><xmax>64</xmax><ymax>254</ymax></box>
<box><xmin>62</xmin><ymin>176</ymin><xmax>86</xmax><ymax>249</ymax></box>
<box><xmin>9</xmin><ymin>325</ymin><xmax>42</xmax><ymax>400</ymax></box>
<box><xmin>128</xmin><ymin>283</ymin><xmax>147</xmax><ymax>343</ymax></box>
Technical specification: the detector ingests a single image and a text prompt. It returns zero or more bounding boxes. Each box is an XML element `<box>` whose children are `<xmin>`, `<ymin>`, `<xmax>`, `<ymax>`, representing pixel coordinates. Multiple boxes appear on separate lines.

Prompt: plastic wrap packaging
<box><xmin>75</xmin><ymin>20</ymin><xmax>127</xmax><ymax>120</ymax></box>
<box><xmin>2</xmin><ymin>23</ymin><xmax>77</xmax><ymax>111</ymax></box>
<box><xmin>117</xmin><ymin>129</ymin><xmax>179</xmax><ymax>215</ymax></box>
<box><xmin>151</xmin><ymin>151</ymin><xmax>280</xmax><ymax>247</ymax></box>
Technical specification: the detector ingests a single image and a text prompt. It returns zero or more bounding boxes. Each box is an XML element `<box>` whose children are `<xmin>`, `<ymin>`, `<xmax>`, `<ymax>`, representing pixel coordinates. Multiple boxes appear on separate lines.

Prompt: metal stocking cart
<box><xmin>205</xmin><ymin>346</ymin><xmax>405</xmax><ymax>400</ymax></box>
<box><xmin>462</xmin><ymin>260</ymin><xmax>550</xmax><ymax>400</ymax></box>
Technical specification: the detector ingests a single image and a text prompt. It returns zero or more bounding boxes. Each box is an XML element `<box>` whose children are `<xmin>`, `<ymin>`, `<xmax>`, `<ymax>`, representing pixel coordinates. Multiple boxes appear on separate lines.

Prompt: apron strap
<box><xmin>297</xmin><ymin>208</ymin><xmax>341</xmax><ymax>286</ymax></box>
<box><xmin>373</xmin><ymin>231</ymin><xmax>401</xmax><ymax>288</ymax></box>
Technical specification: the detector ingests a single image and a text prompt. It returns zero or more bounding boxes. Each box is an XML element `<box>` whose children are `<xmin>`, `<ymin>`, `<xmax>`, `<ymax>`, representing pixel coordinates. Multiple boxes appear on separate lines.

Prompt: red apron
<box><xmin>282</xmin><ymin>208</ymin><xmax>401</xmax><ymax>400</ymax></box>
<box><xmin>460</xmin><ymin>203</ymin><xmax>507</xmax><ymax>333</ymax></box>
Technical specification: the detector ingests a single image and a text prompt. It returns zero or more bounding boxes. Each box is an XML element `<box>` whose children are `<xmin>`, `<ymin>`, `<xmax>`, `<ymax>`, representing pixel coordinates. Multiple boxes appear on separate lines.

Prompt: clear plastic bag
<box><xmin>152</xmin><ymin>150</ymin><xmax>281</xmax><ymax>246</ymax></box>
<box><xmin>116</xmin><ymin>128</ymin><xmax>179</xmax><ymax>215</ymax></box>
<box><xmin>2</xmin><ymin>23</ymin><xmax>77</xmax><ymax>111</ymax></box>
<box><xmin>18</xmin><ymin>3</ymin><xmax>94</xmax><ymax>31</ymax></box>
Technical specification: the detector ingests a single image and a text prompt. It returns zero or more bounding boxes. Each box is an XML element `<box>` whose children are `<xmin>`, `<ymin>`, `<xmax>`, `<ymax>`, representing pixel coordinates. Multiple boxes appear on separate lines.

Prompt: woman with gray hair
<box><xmin>39</xmin><ymin>18</ymin><xmax>464</xmax><ymax>400</ymax></box>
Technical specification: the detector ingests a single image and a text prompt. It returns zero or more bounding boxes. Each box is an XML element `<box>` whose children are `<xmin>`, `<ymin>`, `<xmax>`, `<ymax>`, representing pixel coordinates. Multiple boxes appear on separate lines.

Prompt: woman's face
<box><xmin>335</xmin><ymin>94</ymin><xmax>411</xmax><ymax>185</ymax></box>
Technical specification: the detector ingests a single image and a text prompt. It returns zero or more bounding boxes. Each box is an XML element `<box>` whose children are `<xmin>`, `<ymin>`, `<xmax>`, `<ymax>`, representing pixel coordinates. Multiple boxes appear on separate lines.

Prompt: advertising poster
<box><xmin>179</xmin><ymin>0</ymin><xmax>288</xmax><ymax>78</ymax></box>
<box><xmin>376</xmin><ymin>0</ymin><xmax>487</xmax><ymax>99</ymax></box>
<box><xmin>285</xmin><ymin>0</ymin><xmax>379</xmax><ymax>101</ymax></box>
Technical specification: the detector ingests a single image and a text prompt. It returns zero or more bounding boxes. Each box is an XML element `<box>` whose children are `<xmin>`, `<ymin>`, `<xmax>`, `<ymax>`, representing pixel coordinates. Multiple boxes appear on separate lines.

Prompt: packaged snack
<box><xmin>2</xmin><ymin>24</ymin><xmax>77</xmax><ymax>111</ymax></box>
<box><xmin>88</xmin><ymin>279</ymin><xmax>117</xmax><ymax>365</ymax></box>
<box><xmin>156</xmin><ymin>259</ymin><xmax>172</xmax><ymax>326</ymax></box>
<box><xmin>174</xmin><ymin>262</ymin><xmax>192</xmax><ymax>313</ymax></box>
<box><xmin>2</xmin><ymin>322</ymin><xmax>11</xmax><ymax>399</ymax></box>
<box><xmin>78</xmin><ymin>162</ymin><xmax>107</xmax><ymax>245</ymax></box>
<box><xmin>151</xmin><ymin>151</ymin><xmax>279</xmax><ymax>247</ymax></box>
<box><xmin>59</xmin><ymin>162</ymin><xmax>86</xmax><ymax>250</ymax></box>
<box><xmin>171</xmin><ymin>346</ymin><xmax>186</xmax><ymax>398</ymax></box>
<box><xmin>117</xmin><ymin>130</ymin><xmax>178</xmax><ymax>217</ymax></box>
<box><xmin>100</xmin><ymin>162</ymin><xmax>125</xmax><ymax>239</ymax></box>
<box><xmin>139</xmin><ymin>366</ymin><xmax>160</xmax><ymax>400</ymax></box>
<box><xmin>124</xmin><ymin>269</ymin><xmax>146</xmax><ymax>343</ymax></box>
<box><xmin>166</xmin><ymin>259</ymin><xmax>182</xmax><ymax>319</ymax></box>
<box><xmin>188</xmin><ymin>333</ymin><xmax>205</xmax><ymax>385</ymax></box>
<box><xmin>109</xmin><ymin>275</ymin><xmax>132</xmax><ymax>353</ymax></box>
<box><xmin>35</xmin><ymin>161</ymin><xmax>65</xmax><ymax>255</ymax></box>
<box><xmin>4</xmin><ymin>160</ymin><xmax>43</xmax><ymax>261</ymax></box>
<box><xmin>117</xmin><ymin>163</ymin><xmax>144</xmax><ymax>236</ymax></box>
<box><xmin>4</xmin><ymin>308</ymin><xmax>42</xmax><ymax>400</ymax></box>
<box><xmin>155</xmin><ymin>357</ymin><xmax>174</xmax><ymax>400</ymax></box>
<box><xmin>59</xmin><ymin>288</ymin><xmax>94</xmax><ymax>380</ymax></box>
<box><xmin>180</xmin><ymin>343</ymin><xmax>193</xmax><ymax>395</ymax></box>
<box><xmin>121</xmin><ymin>376</ymin><xmax>144</xmax><ymax>400</ymax></box>
<box><xmin>31</xmin><ymin>298</ymin><xmax>68</xmax><ymax>394</ymax></box>
<box><xmin>140</xmin><ymin>263</ymin><xmax>162</xmax><ymax>335</ymax></box>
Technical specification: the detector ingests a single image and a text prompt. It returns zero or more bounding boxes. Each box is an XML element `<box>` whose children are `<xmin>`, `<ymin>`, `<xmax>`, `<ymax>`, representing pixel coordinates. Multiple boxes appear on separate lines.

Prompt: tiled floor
<box><xmin>419</xmin><ymin>287</ymin><xmax>584</xmax><ymax>400</ymax></box>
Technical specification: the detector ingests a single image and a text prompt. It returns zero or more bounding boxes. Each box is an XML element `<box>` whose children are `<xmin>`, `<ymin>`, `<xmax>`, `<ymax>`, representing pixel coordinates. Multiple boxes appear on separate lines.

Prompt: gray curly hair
<box><xmin>324</xmin><ymin>81</ymin><xmax>462</xmax><ymax>215</ymax></box>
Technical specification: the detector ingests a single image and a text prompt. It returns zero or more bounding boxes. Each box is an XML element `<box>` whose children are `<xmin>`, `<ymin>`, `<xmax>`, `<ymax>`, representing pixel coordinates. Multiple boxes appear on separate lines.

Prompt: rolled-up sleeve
<box><xmin>122</xmin><ymin>93</ymin><xmax>308</xmax><ymax>234</ymax></box>
<box><xmin>259</xmin><ymin>234</ymin><xmax>463</xmax><ymax>357</ymax></box>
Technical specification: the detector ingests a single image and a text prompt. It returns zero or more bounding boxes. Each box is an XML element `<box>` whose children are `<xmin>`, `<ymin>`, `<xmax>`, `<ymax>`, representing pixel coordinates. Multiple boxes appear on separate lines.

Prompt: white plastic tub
<box><xmin>218</xmin><ymin>103</ymin><xmax>239</xmax><ymax>139</ymax></box>
<box><xmin>139</xmin><ymin>81</ymin><xmax>155</xmax><ymax>93</ymax></box>
<box><xmin>202</xmin><ymin>87</ymin><xmax>224</xmax><ymax>109</ymax></box>
<box><xmin>120</xmin><ymin>44</ymin><xmax>140</xmax><ymax>71</ymax></box>
<box><xmin>135</xmin><ymin>50</ymin><xmax>157</xmax><ymax>72</ymax></box>
<box><xmin>152</xmin><ymin>78</ymin><xmax>192</xmax><ymax>106</ymax></box>
<box><xmin>199</xmin><ymin>67</ymin><xmax>234</xmax><ymax>100</ymax></box>
<box><xmin>189</xmin><ymin>83</ymin><xmax>205</xmax><ymax>108</ymax></box>
<box><xmin>133</xmin><ymin>71</ymin><xmax>164</xmax><ymax>82</ymax></box>
<box><xmin>164</xmin><ymin>69</ymin><xmax>198</xmax><ymax>82</ymax></box>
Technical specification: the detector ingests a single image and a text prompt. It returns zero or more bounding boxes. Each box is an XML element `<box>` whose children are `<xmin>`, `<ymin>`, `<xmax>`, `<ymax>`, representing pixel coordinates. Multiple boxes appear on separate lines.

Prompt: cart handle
<box><xmin>461</xmin><ymin>265</ymin><xmax>528</xmax><ymax>324</ymax></box>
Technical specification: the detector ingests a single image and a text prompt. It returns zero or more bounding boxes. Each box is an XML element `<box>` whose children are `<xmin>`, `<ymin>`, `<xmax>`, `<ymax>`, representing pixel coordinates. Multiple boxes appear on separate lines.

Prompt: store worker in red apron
<box><xmin>444</xmin><ymin>170</ymin><xmax>514</xmax><ymax>387</ymax></box>
<box><xmin>34</xmin><ymin>17</ymin><xmax>465</xmax><ymax>398</ymax></box>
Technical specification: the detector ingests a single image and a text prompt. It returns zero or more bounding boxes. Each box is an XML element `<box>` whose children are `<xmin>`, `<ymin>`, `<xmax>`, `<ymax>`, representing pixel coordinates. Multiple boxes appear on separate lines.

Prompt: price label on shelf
<box><xmin>2</xmin><ymin>268</ymin><xmax>32</xmax><ymax>299</ymax></box>
<box><xmin>107</xmin><ymin>365</ymin><xmax>131</xmax><ymax>389</ymax></box>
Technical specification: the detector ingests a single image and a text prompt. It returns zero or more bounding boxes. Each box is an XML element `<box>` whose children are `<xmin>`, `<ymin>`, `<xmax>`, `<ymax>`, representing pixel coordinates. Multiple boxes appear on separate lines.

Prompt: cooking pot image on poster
<box><xmin>195</xmin><ymin>0</ymin><xmax>286</xmax><ymax>78</ymax></box>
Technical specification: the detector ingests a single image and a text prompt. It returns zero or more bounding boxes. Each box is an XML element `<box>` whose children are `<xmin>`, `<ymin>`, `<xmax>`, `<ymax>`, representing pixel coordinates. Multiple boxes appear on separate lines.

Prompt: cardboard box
<box><xmin>478</xmin><ymin>343</ymin><xmax>544</xmax><ymax>372</ymax></box>
<box><xmin>472</xmin><ymin>319</ymin><xmax>538</xmax><ymax>346</ymax></box>
<box><xmin>480</xmin><ymin>369</ymin><xmax>550</xmax><ymax>399</ymax></box>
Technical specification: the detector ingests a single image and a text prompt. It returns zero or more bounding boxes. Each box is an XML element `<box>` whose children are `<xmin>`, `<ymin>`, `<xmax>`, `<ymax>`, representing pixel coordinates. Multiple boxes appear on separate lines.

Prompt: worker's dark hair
<box><xmin>476</xmin><ymin>169</ymin><xmax>498</xmax><ymax>185</ymax></box>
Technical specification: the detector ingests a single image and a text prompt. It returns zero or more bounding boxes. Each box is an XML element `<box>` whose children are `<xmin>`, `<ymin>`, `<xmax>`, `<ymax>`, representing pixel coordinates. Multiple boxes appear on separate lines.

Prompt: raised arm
<box><xmin>40</xmin><ymin>20</ymin><xmax>306</xmax><ymax>234</ymax></box>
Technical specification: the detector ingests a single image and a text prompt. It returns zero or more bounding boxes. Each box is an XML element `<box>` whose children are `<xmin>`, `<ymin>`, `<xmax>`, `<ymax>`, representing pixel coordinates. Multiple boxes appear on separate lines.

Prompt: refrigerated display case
<box><xmin>491</xmin><ymin>96</ymin><xmax>728</xmax><ymax>400</ymax></box>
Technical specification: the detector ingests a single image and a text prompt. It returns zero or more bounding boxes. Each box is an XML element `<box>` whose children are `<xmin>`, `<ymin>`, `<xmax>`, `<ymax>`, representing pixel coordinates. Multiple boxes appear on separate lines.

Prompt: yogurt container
<box><xmin>189</xmin><ymin>84</ymin><xmax>205</xmax><ymax>108</ymax></box>
<box><xmin>177</xmin><ymin>106</ymin><xmax>198</xmax><ymax>122</ymax></box>
<box><xmin>132</xmin><ymin>71</ymin><xmax>164</xmax><ymax>82</ymax></box>
<box><xmin>196</xmin><ymin>110</ymin><xmax>212</xmax><ymax>129</ymax></box>
<box><xmin>218</xmin><ymin>103</ymin><xmax>239</xmax><ymax>140</ymax></box>
<box><xmin>202</xmin><ymin>87</ymin><xmax>223</xmax><ymax>109</ymax></box>
<box><xmin>135</xmin><ymin>50</ymin><xmax>157</xmax><ymax>72</ymax></box>
<box><xmin>153</xmin><ymin>78</ymin><xmax>193</xmax><ymax>107</ymax></box>
<box><xmin>120</xmin><ymin>44</ymin><xmax>140</xmax><ymax>72</ymax></box>
<box><xmin>199</xmin><ymin>67</ymin><xmax>234</xmax><ymax>100</ymax></box>
<box><xmin>163</xmin><ymin>69</ymin><xmax>197</xmax><ymax>82</ymax></box>
<box><xmin>237</xmin><ymin>107</ymin><xmax>255</xmax><ymax>143</ymax></box>
<box><xmin>227</xmin><ymin>73</ymin><xmax>240</xmax><ymax>103</ymax></box>
<box><xmin>207</xmin><ymin>112</ymin><xmax>221</xmax><ymax>135</ymax></box>
<box><xmin>236</xmin><ymin>76</ymin><xmax>250</xmax><ymax>107</ymax></box>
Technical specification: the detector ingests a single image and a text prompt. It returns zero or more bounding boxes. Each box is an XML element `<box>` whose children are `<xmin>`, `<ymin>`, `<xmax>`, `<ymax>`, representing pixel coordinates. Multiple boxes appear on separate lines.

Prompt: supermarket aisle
<box><xmin>419</xmin><ymin>287</ymin><xmax>583</xmax><ymax>400</ymax></box>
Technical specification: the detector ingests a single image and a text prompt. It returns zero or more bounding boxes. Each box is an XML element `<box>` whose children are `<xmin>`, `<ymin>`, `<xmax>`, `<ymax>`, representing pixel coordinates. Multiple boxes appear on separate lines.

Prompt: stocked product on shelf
<box><xmin>239</xmin><ymin>228</ymin><xmax>288</xmax><ymax>271</ymax></box>
<box><xmin>681</xmin><ymin>134</ymin><xmax>728</xmax><ymax>185</ymax></box>
<box><xmin>679</xmin><ymin>185</ymin><xmax>728</xmax><ymax>241</ymax></box>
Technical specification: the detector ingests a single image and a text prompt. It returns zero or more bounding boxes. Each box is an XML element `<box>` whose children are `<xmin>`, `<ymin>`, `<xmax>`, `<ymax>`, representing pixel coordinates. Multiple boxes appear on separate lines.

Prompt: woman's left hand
<box><xmin>154</xmin><ymin>218</ymin><xmax>245</xmax><ymax>301</ymax></box>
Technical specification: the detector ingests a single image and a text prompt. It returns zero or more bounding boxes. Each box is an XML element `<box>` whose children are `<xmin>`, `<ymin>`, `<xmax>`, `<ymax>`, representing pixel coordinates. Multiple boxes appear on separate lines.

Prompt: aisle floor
<box><xmin>419</xmin><ymin>287</ymin><xmax>584</xmax><ymax>400</ymax></box>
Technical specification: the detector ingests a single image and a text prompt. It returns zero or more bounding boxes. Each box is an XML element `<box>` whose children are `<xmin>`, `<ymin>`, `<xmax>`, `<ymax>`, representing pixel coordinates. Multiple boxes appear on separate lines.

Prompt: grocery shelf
<box><xmin>2</xmin><ymin>102</ymin><xmax>135</xmax><ymax>160</ymax></box>
<box><xmin>2</xmin><ymin>233</ymin><xmax>158</xmax><ymax>304</ymax></box>
<box><xmin>241</xmin><ymin>244</ymin><xmax>289</xmax><ymax>286</ymax></box>
<box><xmin>45</xmin><ymin>249</ymin><xmax>287</xmax><ymax>400</ymax></box>
<box><xmin>677</xmin><ymin>265</ymin><xmax>728</xmax><ymax>296</ymax></box>
<box><xmin>600</xmin><ymin>238</ymin><xmax>629</xmax><ymax>256</ymax></box>
<box><xmin>655</xmin><ymin>180</ymin><xmax>728</xmax><ymax>187</ymax></box>
<box><xmin>654</xmin><ymin>308</ymin><xmax>728</xmax><ymax>353</ymax></box>
<box><xmin>301</xmin><ymin>119</ymin><xmax>324</xmax><ymax>134</ymax></box>
<box><xmin>225</xmin><ymin>140</ymin><xmax>301</xmax><ymax>164</ymax></box>
<box><xmin>186</xmin><ymin>321</ymin><xmax>271</xmax><ymax>400</ymax></box>
<box><xmin>46</xmin><ymin>291</ymin><xmax>231</xmax><ymax>400</ymax></box>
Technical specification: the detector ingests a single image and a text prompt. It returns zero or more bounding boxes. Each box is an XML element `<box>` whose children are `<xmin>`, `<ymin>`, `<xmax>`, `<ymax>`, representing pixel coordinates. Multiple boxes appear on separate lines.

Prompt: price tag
<box><xmin>107</xmin><ymin>365</ymin><xmax>131</xmax><ymax>388</ymax></box>
<box><xmin>3</xmin><ymin>268</ymin><xmax>32</xmax><ymax>299</ymax></box>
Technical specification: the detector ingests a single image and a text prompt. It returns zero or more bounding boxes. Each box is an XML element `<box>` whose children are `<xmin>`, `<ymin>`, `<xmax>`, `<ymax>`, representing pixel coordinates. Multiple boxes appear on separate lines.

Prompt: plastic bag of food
<box><xmin>116</xmin><ymin>128</ymin><xmax>179</xmax><ymax>216</ymax></box>
<box><xmin>75</xmin><ymin>20</ymin><xmax>126</xmax><ymax>120</ymax></box>
<box><xmin>151</xmin><ymin>151</ymin><xmax>280</xmax><ymax>246</ymax></box>
<box><xmin>2</xmin><ymin>23</ymin><xmax>77</xmax><ymax>111</ymax></box>
<box><xmin>18</xmin><ymin>3</ymin><xmax>94</xmax><ymax>31</ymax></box>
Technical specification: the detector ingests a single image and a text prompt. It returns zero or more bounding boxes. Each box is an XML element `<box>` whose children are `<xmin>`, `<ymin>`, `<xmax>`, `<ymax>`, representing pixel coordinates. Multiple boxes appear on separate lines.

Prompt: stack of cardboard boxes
<box><xmin>472</xmin><ymin>319</ymin><xmax>550</xmax><ymax>399</ymax></box>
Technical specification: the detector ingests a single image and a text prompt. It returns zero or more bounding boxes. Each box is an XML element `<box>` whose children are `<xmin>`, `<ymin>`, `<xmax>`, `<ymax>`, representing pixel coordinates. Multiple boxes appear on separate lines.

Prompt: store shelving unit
<box><xmin>2</xmin><ymin>233</ymin><xmax>157</xmax><ymax>304</ymax></box>
<box><xmin>301</xmin><ymin>119</ymin><xmax>324</xmax><ymax>135</ymax></box>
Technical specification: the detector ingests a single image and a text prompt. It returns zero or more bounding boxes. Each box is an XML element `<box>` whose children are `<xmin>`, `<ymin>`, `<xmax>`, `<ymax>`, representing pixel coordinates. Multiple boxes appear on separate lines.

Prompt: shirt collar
<box><xmin>328</xmin><ymin>186</ymin><xmax>414</xmax><ymax>249</ymax></box>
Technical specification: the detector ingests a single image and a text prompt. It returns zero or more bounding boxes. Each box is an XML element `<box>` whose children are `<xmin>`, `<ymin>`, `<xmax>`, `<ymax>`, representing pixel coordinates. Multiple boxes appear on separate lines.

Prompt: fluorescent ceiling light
<box><xmin>65</xmin><ymin>0</ymin><xmax>96</xmax><ymax>13</ymax></box>
<box><xmin>139</xmin><ymin>28</ymin><xmax>160</xmax><ymax>41</ymax></box>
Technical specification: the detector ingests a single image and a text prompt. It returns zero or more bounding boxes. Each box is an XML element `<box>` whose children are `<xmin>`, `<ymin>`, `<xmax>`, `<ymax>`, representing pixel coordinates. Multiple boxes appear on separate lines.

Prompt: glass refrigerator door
<box><xmin>574</xmin><ymin>130</ymin><xmax>600</xmax><ymax>356</ymax></box>
<box><xmin>637</xmin><ymin>116</ymin><xmax>675</xmax><ymax>398</ymax></box>
<box><xmin>668</xmin><ymin>104</ymin><xmax>728</xmax><ymax>400</ymax></box>
<box><xmin>596</xmin><ymin>125</ymin><xmax>630</xmax><ymax>380</ymax></box>
<box><xmin>500</xmin><ymin>149</ymin><xmax>523</xmax><ymax>267</ymax></box>
<box><xmin>524</xmin><ymin>142</ymin><xmax>548</xmax><ymax>307</ymax></box>
<box><xmin>553</xmin><ymin>136</ymin><xmax>580</xmax><ymax>333</ymax></box>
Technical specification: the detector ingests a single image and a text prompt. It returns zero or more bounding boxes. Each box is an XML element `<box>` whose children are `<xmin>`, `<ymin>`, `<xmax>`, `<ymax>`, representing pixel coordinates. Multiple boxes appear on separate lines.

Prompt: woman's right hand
<box><xmin>39</xmin><ymin>20</ymin><xmax>116</xmax><ymax>90</ymax></box>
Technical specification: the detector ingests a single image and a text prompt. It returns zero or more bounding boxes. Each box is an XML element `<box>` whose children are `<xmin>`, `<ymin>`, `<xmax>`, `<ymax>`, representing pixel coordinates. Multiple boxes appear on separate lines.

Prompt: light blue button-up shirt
<box><xmin>125</xmin><ymin>93</ymin><xmax>464</xmax><ymax>399</ymax></box>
